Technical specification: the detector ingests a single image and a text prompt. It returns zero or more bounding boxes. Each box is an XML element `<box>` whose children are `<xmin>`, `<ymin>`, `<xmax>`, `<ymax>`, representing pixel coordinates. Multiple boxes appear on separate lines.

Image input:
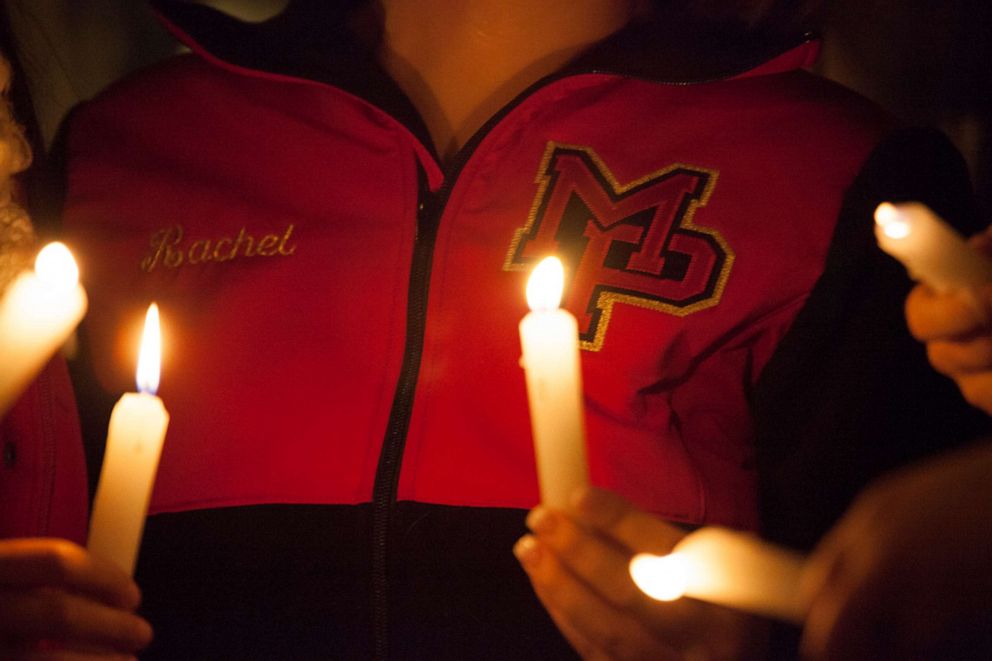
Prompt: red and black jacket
<box><xmin>61</xmin><ymin>2</ymin><xmax>987</xmax><ymax>658</ymax></box>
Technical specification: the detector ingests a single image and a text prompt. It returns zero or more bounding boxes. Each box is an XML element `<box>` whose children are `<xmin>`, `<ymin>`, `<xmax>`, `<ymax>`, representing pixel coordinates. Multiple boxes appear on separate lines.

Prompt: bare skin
<box><xmin>376</xmin><ymin>0</ymin><xmax>646</xmax><ymax>161</ymax></box>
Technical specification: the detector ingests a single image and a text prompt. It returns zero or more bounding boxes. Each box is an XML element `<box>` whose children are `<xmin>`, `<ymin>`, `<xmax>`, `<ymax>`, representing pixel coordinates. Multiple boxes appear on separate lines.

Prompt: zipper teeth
<box><xmin>367</xmin><ymin>78</ymin><xmax>498</xmax><ymax>656</ymax></box>
<box><xmin>370</xmin><ymin>186</ymin><xmax>437</xmax><ymax>660</ymax></box>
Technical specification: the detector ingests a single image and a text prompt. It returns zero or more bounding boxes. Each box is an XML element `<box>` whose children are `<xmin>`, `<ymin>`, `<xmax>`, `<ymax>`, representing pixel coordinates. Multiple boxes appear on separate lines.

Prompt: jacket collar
<box><xmin>151</xmin><ymin>1</ymin><xmax>428</xmax><ymax>144</ymax></box>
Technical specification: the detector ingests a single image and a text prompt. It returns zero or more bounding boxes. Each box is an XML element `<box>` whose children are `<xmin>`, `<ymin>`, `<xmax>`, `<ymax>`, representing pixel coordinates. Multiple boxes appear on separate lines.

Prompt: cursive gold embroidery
<box><xmin>141</xmin><ymin>224</ymin><xmax>297</xmax><ymax>272</ymax></box>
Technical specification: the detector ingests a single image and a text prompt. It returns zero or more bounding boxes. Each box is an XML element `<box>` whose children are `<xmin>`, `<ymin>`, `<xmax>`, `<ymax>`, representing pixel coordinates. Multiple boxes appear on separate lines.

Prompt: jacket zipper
<box><xmin>367</xmin><ymin>59</ymin><xmax>552</xmax><ymax>653</ymax></box>
<box><xmin>370</xmin><ymin>169</ymin><xmax>440</xmax><ymax>660</ymax></box>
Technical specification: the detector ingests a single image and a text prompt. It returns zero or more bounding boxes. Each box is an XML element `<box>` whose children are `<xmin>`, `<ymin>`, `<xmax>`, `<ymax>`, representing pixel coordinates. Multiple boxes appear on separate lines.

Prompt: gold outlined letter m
<box><xmin>505</xmin><ymin>143</ymin><xmax>734</xmax><ymax>351</ymax></box>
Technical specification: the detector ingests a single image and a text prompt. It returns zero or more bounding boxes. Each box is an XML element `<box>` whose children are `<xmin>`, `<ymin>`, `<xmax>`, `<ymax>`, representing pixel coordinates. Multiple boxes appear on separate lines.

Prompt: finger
<box><xmin>953</xmin><ymin>372</ymin><xmax>992</xmax><ymax>415</ymax></box>
<box><xmin>926</xmin><ymin>336</ymin><xmax>992</xmax><ymax>375</ymax></box>
<box><xmin>0</xmin><ymin>588</ymin><xmax>152</xmax><ymax>653</ymax></box>
<box><xmin>515</xmin><ymin>535</ymin><xmax>679</xmax><ymax>661</ymax></box>
<box><xmin>904</xmin><ymin>285</ymin><xmax>992</xmax><ymax>341</ymax></box>
<box><xmin>514</xmin><ymin>536</ymin><xmax>601</xmax><ymax>658</ymax></box>
<box><xmin>559</xmin><ymin>492</ymin><xmax>761</xmax><ymax>653</ymax></box>
<box><xmin>0</xmin><ymin>540</ymin><xmax>140</xmax><ymax>610</ymax></box>
<box><xmin>526</xmin><ymin>507</ymin><xmax>643</xmax><ymax>611</ymax></box>
<box><xmin>568</xmin><ymin>488</ymin><xmax>684</xmax><ymax>554</ymax></box>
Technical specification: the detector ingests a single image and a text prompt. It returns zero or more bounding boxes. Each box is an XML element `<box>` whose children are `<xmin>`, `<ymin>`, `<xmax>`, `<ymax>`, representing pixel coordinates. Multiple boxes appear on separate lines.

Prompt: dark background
<box><xmin>817</xmin><ymin>0</ymin><xmax>992</xmax><ymax>217</ymax></box>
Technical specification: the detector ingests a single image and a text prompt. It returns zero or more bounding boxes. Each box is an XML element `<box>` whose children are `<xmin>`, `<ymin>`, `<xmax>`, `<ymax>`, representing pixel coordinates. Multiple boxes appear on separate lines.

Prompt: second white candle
<box><xmin>874</xmin><ymin>201</ymin><xmax>992</xmax><ymax>291</ymax></box>
<box><xmin>519</xmin><ymin>257</ymin><xmax>589</xmax><ymax>508</ymax></box>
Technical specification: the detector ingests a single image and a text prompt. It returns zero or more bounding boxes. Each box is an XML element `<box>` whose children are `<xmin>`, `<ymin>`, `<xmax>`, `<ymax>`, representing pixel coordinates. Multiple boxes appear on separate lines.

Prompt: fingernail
<box><xmin>526</xmin><ymin>506</ymin><xmax>556</xmax><ymax>534</ymax></box>
<box><xmin>513</xmin><ymin>535</ymin><xmax>541</xmax><ymax>569</ymax></box>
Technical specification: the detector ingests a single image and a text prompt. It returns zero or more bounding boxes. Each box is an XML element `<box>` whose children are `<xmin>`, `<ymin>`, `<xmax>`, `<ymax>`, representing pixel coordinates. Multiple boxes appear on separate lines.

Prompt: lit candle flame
<box><xmin>875</xmin><ymin>202</ymin><xmax>911</xmax><ymax>240</ymax></box>
<box><xmin>34</xmin><ymin>242</ymin><xmax>79</xmax><ymax>291</ymax></box>
<box><xmin>136</xmin><ymin>303</ymin><xmax>161</xmax><ymax>395</ymax></box>
<box><xmin>629</xmin><ymin>552</ymin><xmax>692</xmax><ymax>602</ymax></box>
<box><xmin>526</xmin><ymin>257</ymin><xmax>565</xmax><ymax>312</ymax></box>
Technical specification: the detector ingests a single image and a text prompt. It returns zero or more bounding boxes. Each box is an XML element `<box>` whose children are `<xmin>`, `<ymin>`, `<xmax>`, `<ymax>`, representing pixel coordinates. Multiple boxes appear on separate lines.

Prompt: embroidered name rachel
<box><xmin>140</xmin><ymin>224</ymin><xmax>297</xmax><ymax>272</ymax></box>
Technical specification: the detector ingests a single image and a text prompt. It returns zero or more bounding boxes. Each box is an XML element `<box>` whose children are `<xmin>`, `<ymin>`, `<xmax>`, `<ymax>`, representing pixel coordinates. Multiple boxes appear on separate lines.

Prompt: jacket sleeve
<box><xmin>752</xmin><ymin>126</ymin><xmax>992</xmax><ymax>553</ymax></box>
<box><xmin>0</xmin><ymin>356</ymin><xmax>88</xmax><ymax>542</ymax></box>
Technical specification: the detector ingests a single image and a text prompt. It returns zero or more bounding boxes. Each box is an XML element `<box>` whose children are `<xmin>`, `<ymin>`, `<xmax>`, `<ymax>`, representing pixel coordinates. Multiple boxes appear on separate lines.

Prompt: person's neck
<box><xmin>375</xmin><ymin>0</ymin><xmax>643</xmax><ymax>162</ymax></box>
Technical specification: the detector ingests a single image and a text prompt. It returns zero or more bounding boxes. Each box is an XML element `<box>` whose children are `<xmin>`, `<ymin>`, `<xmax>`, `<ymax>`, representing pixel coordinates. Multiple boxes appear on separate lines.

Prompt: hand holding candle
<box><xmin>516</xmin><ymin>487</ymin><xmax>765</xmax><ymax>659</ymax></box>
<box><xmin>519</xmin><ymin>256</ymin><xmax>589</xmax><ymax>508</ymax></box>
<box><xmin>0</xmin><ymin>242</ymin><xmax>87</xmax><ymax>417</ymax></box>
<box><xmin>87</xmin><ymin>303</ymin><xmax>170</xmax><ymax>575</ymax></box>
<box><xmin>883</xmin><ymin>202</ymin><xmax>992</xmax><ymax>413</ymax></box>
<box><xmin>874</xmin><ymin>202</ymin><xmax>992</xmax><ymax>291</ymax></box>
<box><xmin>0</xmin><ymin>538</ymin><xmax>153</xmax><ymax>655</ymax></box>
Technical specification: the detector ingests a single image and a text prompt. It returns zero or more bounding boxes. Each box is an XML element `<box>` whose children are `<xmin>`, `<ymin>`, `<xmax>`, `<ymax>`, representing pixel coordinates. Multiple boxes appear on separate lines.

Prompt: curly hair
<box><xmin>0</xmin><ymin>54</ymin><xmax>35</xmax><ymax>293</ymax></box>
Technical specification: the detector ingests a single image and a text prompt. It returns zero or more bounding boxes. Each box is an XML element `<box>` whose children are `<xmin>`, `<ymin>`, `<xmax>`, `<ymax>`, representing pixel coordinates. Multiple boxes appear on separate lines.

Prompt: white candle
<box><xmin>520</xmin><ymin>256</ymin><xmax>589</xmax><ymax>508</ymax></box>
<box><xmin>87</xmin><ymin>303</ymin><xmax>170</xmax><ymax>576</ymax></box>
<box><xmin>629</xmin><ymin>527</ymin><xmax>807</xmax><ymax>623</ymax></box>
<box><xmin>0</xmin><ymin>242</ymin><xmax>87</xmax><ymax>418</ymax></box>
<box><xmin>874</xmin><ymin>202</ymin><xmax>992</xmax><ymax>291</ymax></box>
